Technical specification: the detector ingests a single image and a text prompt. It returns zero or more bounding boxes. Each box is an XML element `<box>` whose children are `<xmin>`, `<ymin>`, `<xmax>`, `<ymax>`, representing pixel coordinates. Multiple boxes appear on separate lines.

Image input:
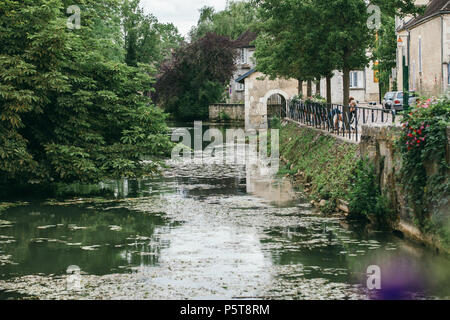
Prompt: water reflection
<box><xmin>0</xmin><ymin>205</ymin><xmax>173</xmax><ymax>278</ymax></box>
<box><xmin>0</xmin><ymin>123</ymin><xmax>449</xmax><ymax>299</ymax></box>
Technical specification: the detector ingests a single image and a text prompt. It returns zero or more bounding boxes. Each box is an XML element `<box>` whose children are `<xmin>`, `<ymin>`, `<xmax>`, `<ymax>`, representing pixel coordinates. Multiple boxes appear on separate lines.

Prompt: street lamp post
<box><xmin>398</xmin><ymin>36</ymin><xmax>409</xmax><ymax>112</ymax></box>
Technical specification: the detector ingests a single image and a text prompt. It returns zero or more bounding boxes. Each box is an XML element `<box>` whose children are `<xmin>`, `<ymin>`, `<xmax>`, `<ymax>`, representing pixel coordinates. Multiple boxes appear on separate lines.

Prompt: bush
<box><xmin>347</xmin><ymin>158</ymin><xmax>395</xmax><ymax>227</ymax></box>
<box><xmin>218</xmin><ymin>111</ymin><xmax>231</xmax><ymax>122</ymax></box>
<box><xmin>270</xmin><ymin>116</ymin><xmax>282</xmax><ymax>129</ymax></box>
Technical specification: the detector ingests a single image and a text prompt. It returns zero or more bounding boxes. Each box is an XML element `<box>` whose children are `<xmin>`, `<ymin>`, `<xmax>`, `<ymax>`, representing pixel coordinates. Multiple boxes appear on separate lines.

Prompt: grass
<box><xmin>279</xmin><ymin>123</ymin><xmax>359</xmax><ymax>213</ymax></box>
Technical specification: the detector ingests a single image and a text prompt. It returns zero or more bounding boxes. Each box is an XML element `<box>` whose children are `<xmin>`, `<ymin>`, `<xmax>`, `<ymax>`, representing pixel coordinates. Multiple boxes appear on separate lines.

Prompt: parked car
<box><xmin>382</xmin><ymin>91</ymin><xmax>419</xmax><ymax>111</ymax></box>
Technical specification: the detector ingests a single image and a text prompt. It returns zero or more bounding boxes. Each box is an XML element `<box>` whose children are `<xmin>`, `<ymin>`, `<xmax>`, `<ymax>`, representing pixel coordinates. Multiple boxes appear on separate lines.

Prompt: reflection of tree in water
<box><xmin>0</xmin><ymin>204</ymin><xmax>175</xmax><ymax>278</ymax></box>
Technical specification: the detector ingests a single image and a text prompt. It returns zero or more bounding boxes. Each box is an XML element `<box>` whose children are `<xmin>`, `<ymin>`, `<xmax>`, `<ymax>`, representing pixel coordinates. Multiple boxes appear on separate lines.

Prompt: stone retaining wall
<box><xmin>360</xmin><ymin>124</ymin><xmax>450</xmax><ymax>251</ymax></box>
<box><xmin>209</xmin><ymin>104</ymin><xmax>245</xmax><ymax>122</ymax></box>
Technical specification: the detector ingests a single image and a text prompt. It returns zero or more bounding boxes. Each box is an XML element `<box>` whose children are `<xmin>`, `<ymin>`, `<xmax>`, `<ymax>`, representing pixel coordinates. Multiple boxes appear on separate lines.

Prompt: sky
<box><xmin>140</xmin><ymin>0</ymin><xmax>228</xmax><ymax>36</ymax></box>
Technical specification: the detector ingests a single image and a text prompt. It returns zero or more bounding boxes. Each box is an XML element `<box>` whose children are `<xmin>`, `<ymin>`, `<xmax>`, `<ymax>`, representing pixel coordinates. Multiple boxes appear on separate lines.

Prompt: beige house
<box><xmin>317</xmin><ymin>61</ymin><xmax>380</xmax><ymax>104</ymax></box>
<box><xmin>396</xmin><ymin>0</ymin><xmax>450</xmax><ymax>96</ymax></box>
<box><xmin>228</xmin><ymin>30</ymin><xmax>258</xmax><ymax>104</ymax></box>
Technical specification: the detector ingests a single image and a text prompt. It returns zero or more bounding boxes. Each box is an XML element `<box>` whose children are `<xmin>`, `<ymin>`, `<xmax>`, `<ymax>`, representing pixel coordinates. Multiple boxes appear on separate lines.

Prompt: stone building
<box><xmin>317</xmin><ymin>61</ymin><xmax>381</xmax><ymax>104</ymax></box>
<box><xmin>396</xmin><ymin>0</ymin><xmax>450</xmax><ymax>96</ymax></box>
<box><xmin>236</xmin><ymin>69</ymin><xmax>299</xmax><ymax>130</ymax></box>
<box><xmin>228</xmin><ymin>30</ymin><xmax>380</xmax><ymax>106</ymax></box>
<box><xmin>228</xmin><ymin>30</ymin><xmax>258</xmax><ymax>104</ymax></box>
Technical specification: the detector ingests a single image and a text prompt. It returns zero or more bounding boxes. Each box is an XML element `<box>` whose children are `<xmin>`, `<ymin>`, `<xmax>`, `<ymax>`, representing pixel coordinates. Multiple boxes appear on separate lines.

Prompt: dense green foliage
<box><xmin>371</xmin><ymin>15</ymin><xmax>397</xmax><ymax>98</ymax></box>
<box><xmin>154</xmin><ymin>33</ymin><xmax>237</xmax><ymax>121</ymax></box>
<box><xmin>189</xmin><ymin>1</ymin><xmax>258</xmax><ymax>41</ymax></box>
<box><xmin>348</xmin><ymin>158</ymin><xmax>395</xmax><ymax>226</ymax></box>
<box><xmin>0</xmin><ymin>0</ymin><xmax>175</xmax><ymax>187</ymax></box>
<box><xmin>398</xmin><ymin>98</ymin><xmax>450</xmax><ymax>243</ymax></box>
<box><xmin>253</xmin><ymin>0</ymin><xmax>418</xmax><ymax>105</ymax></box>
<box><xmin>122</xmin><ymin>0</ymin><xmax>184</xmax><ymax>67</ymax></box>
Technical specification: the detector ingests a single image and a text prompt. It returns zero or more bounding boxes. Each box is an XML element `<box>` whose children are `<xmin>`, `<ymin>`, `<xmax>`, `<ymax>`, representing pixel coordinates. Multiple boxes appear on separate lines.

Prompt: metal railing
<box><xmin>284</xmin><ymin>100</ymin><xmax>398</xmax><ymax>142</ymax></box>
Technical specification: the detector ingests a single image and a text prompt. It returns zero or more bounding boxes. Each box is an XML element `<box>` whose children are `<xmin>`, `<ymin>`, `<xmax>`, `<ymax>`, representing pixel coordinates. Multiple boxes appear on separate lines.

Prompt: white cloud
<box><xmin>141</xmin><ymin>0</ymin><xmax>227</xmax><ymax>37</ymax></box>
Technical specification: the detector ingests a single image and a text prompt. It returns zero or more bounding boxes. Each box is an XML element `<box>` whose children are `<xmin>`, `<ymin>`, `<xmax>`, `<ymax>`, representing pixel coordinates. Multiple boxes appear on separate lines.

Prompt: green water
<box><xmin>0</xmin><ymin>124</ymin><xmax>449</xmax><ymax>300</ymax></box>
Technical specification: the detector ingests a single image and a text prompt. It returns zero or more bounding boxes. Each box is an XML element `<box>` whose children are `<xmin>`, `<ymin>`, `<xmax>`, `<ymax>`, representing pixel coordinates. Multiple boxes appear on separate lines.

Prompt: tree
<box><xmin>253</xmin><ymin>0</ymin><xmax>418</xmax><ymax>106</ymax></box>
<box><xmin>369</xmin><ymin>1</ymin><xmax>421</xmax><ymax>98</ymax></box>
<box><xmin>121</xmin><ymin>0</ymin><xmax>184</xmax><ymax>68</ymax></box>
<box><xmin>372</xmin><ymin>15</ymin><xmax>397</xmax><ymax>98</ymax></box>
<box><xmin>155</xmin><ymin>22</ymin><xmax>185</xmax><ymax>63</ymax></box>
<box><xmin>189</xmin><ymin>1</ymin><xmax>258</xmax><ymax>41</ymax></box>
<box><xmin>254</xmin><ymin>0</ymin><xmax>338</xmax><ymax>102</ymax></box>
<box><xmin>0</xmin><ymin>0</ymin><xmax>172</xmax><ymax>186</ymax></box>
<box><xmin>155</xmin><ymin>33</ymin><xmax>237</xmax><ymax>120</ymax></box>
<box><xmin>122</xmin><ymin>0</ymin><xmax>159</xmax><ymax>67</ymax></box>
<box><xmin>313</xmin><ymin>0</ymin><xmax>373</xmax><ymax>108</ymax></box>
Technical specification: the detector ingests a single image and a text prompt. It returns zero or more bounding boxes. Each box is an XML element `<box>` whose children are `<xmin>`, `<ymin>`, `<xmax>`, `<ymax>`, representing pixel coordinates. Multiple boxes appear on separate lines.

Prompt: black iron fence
<box><xmin>283</xmin><ymin>100</ymin><xmax>398</xmax><ymax>142</ymax></box>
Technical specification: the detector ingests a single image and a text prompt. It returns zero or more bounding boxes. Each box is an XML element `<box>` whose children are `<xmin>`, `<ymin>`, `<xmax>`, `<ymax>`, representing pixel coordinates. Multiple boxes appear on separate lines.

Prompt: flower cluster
<box><xmin>402</xmin><ymin>121</ymin><xmax>429</xmax><ymax>151</ymax></box>
<box><xmin>400</xmin><ymin>98</ymin><xmax>441</xmax><ymax>151</ymax></box>
<box><xmin>415</xmin><ymin>97</ymin><xmax>437</xmax><ymax>109</ymax></box>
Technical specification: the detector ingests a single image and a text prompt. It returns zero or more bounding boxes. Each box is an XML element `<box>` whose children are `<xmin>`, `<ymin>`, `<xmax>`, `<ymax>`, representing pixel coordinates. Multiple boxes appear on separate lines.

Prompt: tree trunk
<box><xmin>307</xmin><ymin>80</ymin><xmax>312</xmax><ymax>98</ymax></box>
<box><xmin>315</xmin><ymin>79</ymin><xmax>321</xmax><ymax>96</ymax></box>
<box><xmin>297</xmin><ymin>79</ymin><xmax>303</xmax><ymax>97</ymax></box>
<box><xmin>342</xmin><ymin>67</ymin><xmax>350</xmax><ymax>128</ymax></box>
<box><xmin>326</xmin><ymin>75</ymin><xmax>332</xmax><ymax>105</ymax></box>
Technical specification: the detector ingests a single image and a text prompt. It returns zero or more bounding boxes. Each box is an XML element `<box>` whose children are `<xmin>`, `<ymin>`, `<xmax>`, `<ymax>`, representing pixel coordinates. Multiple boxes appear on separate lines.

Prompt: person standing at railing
<box><xmin>329</xmin><ymin>106</ymin><xmax>342</xmax><ymax>131</ymax></box>
<box><xmin>349</xmin><ymin>97</ymin><xmax>358</xmax><ymax>131</ymax></box>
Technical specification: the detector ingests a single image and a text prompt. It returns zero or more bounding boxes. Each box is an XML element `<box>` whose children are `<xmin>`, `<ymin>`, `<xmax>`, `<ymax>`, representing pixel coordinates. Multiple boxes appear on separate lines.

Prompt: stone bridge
<box><xmin>237</xmin><ymin>70</ymin><xmax>299</xmax><ymax>130</ymax></box>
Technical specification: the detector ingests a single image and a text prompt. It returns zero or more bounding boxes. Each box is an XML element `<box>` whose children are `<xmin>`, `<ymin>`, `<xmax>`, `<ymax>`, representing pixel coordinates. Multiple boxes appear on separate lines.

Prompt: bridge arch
<box><xmin>264</xmin><ymin>90</ymin><xmax>289</xmax><ymax>119</ymax></box>
<box><xmin>243</xmin><ymin>71</ymin><xmax>298</xmax><ymax>130</ymax></box>
<box><xmin>263</xmin><ymin>89</ymin><xmax>290</xmax><ymax>102</ymax></box>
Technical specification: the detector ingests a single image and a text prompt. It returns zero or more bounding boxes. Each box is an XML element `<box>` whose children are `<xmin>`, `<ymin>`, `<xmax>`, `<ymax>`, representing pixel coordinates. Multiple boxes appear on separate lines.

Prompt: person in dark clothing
<box><xmin>329</xmin><ymin>106</ymin><xmax>342</xmax><ymax>130</ymax></box>
<box><xmin>348</xmin><ymin>97</ymin><xmax>357</xmax><ymax>130</ymax></box>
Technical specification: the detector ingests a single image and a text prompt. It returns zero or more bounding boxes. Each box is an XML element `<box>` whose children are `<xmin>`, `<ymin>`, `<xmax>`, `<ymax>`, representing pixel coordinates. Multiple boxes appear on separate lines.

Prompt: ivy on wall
<box><xmin>398</xmin><ymin>98</ymin><xmax>450</xmax><ymax>244</ymax></box>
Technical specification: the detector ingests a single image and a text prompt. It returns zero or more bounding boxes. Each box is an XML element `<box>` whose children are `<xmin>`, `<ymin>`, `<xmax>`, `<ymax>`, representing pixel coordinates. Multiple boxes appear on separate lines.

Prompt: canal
<box><xmin>0</xmin><ymin>123</ymin><xmax>449</xmax><ymax>300</ymax></box>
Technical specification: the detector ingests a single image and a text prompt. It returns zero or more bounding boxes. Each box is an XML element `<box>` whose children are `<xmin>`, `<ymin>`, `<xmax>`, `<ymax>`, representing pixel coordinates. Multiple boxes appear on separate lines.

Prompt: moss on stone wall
<box><xmin>280</xmin><ymin>121</ymin><xmax>450</xmax><ymax>253</ymax></box>
<box><xmin>279</xmin><ymin>123</ymin><xmax>359</xmax><ymax>213</ymax></box>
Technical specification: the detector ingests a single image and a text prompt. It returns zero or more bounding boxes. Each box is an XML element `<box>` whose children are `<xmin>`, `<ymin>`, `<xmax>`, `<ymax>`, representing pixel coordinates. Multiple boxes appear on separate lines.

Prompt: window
<box><xmin>236</xmin><ymin>76</ymin><xmax>244</xmax><ymax>91</ymax></box>
<box><xmin>418</xmin><ymin>37</ymin><xmax>422</xmax><ymax>73</ymax></box>
<box><xmin>240</xmin><ymin>48</ymin><xmax>247</xmax><ymax>64</ymax></box>
<box><xmin>349</xmin><ymin>71</ymin><xmax>364</xmax><ymax>88</ymax></box>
